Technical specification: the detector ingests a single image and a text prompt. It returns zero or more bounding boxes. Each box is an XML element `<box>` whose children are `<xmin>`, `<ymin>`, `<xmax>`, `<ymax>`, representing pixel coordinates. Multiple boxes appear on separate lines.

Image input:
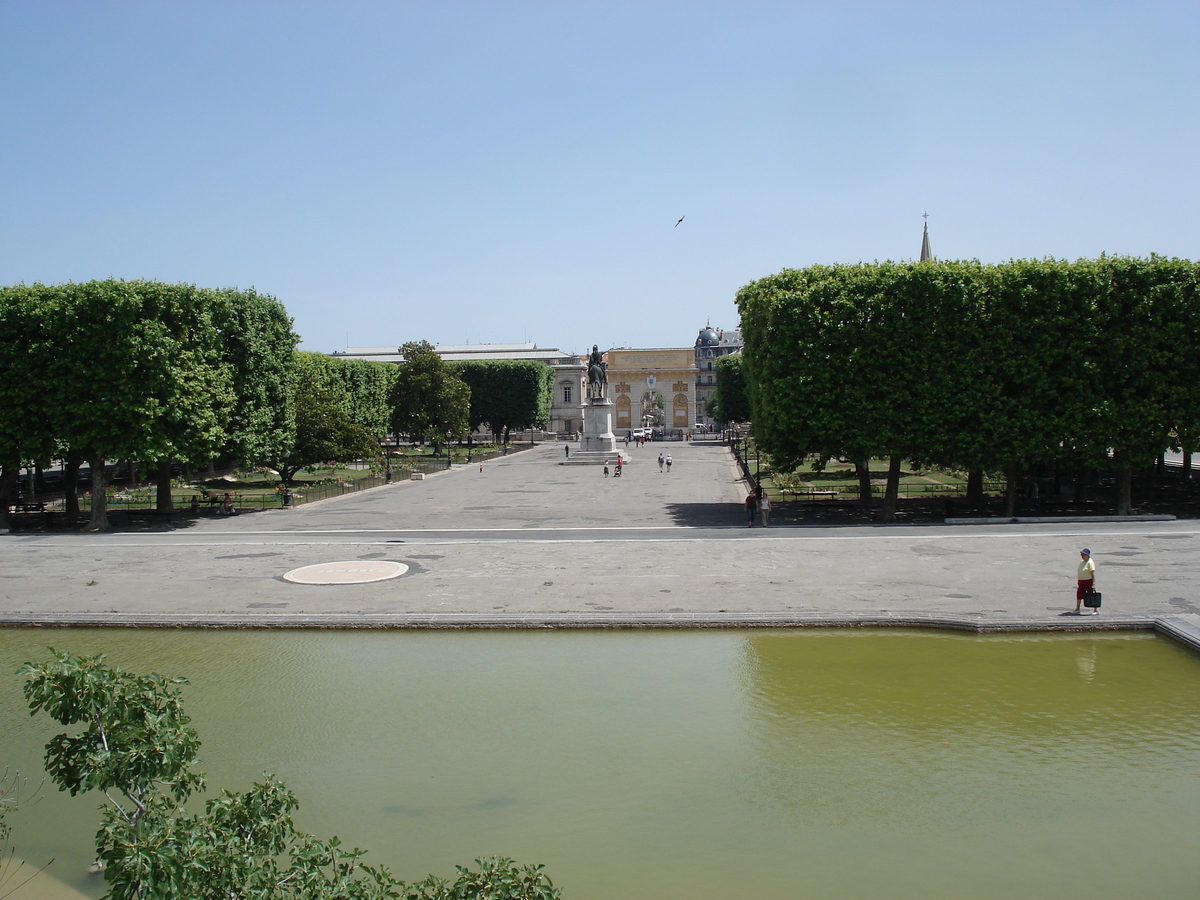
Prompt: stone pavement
<box><xmin>2</xmin><ymin>440</ymin><xmax>1200</xmax><ymax>650</ymax></box>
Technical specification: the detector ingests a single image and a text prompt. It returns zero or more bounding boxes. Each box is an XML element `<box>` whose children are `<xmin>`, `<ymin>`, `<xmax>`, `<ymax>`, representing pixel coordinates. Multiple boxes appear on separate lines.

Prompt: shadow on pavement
<box><xmin>5</xmin><ymin>506</ymin><xmax>273</xmax><ymax>533</ymax></box>
<box><xmin>664</xmin><ymin>502</ymin><xmax>743</xmax><ymax>527</ymax></box>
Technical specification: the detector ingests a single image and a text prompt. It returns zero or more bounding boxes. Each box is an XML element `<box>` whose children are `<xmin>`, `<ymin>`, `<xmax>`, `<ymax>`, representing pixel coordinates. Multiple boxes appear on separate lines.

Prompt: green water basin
<box><xmin>1</xmin><ymin>628</ymin><xmax>1197</xmax><ymax>899</ymax></box>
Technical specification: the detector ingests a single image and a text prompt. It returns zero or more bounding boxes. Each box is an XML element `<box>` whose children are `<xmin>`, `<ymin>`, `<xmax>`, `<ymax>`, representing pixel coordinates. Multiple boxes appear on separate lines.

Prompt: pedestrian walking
<box><xmin>564</xmin><ymin>445</ymin><xmax>570</xmax><ymax>459</ymax></box>
<box><xmin>603</xmin><ymin>460</ymin><xmax>610</xmax><ymax>477</ymax></box>
<box><xmin>745</xmin><ymin>492</ymin><xmax>757</xmax><ymax>527</ymax></box>
<box><xmin>658</xmin><ymin>453</ymin><xmax>665</xmax><ymax>472</ymax></box>
<box><xmin>759</xmin><ymin>491</ymin><xmax>771</xmax><ymax>527</ymax></box>
<box><xmin>665</xmin><ymin>455</ymin><xmax>672</xmax><ymax>472</ymax></box>
<box><xmin>615</xmin><ymin>458</ymin><xmax>623</xmax><ymax>477</ymax></box>
<box><xmin>1074</xmin><ymin>548</ymin><xmax>1097</xmax><ymax>614</ymax></box>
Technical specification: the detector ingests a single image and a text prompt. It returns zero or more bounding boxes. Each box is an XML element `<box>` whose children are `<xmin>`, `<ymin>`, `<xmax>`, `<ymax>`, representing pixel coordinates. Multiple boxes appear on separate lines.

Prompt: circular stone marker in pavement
<box><xmin>283</xmin><ymin>560</ymin><xmax>408</xmax><ymax>585</ymax></box>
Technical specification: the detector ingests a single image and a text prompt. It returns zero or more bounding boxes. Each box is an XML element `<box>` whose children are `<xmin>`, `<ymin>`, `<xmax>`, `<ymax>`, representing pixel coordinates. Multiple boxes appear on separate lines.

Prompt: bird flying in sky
<box><xmin>674</xmin><ymin>216</ymin><xmax>685</xmax><ymax>227</ymax></box>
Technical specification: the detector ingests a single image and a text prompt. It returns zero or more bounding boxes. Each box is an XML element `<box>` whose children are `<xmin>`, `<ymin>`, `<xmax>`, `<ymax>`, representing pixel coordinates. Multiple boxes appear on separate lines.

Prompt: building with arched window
<box><xmin>604</xmin><ymin>348</ymin><xmax>697</xmax><ymax>436</ymax></box>
<box><xmin>693</xmin><ymin>325</ymin><xmax>742</xmax><ymax>428</ymax></box>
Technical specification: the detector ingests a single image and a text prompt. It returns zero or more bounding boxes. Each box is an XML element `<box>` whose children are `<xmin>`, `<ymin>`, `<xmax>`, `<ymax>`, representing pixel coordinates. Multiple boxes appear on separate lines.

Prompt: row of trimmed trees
<box><xmin>736</xmin><ymin>256</ymin><xmax>1200</xmax><ymax>520</ymax></box>
<box><xmin>288</xmin><ymin>347</ymin><xmax>555</xmax><ymax>477</ymax></box>
<box><xmin>0</xmin><ymin>280</ymin><xmax>297</xmax><ymax>531</ymax></box>
<box><xmin>1</xmin><ymin>282</ymin><xmax>555</xmax><ymax>531</ymax></box>
<box><xmin>379</xmin><ymin>341</ymin><xmax>555</xmax><ymax>450</ymax></box>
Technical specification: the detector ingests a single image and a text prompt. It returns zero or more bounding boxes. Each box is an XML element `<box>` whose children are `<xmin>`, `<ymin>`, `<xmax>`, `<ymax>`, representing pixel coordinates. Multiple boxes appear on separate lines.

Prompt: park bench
<box><xmin>191</xmin><ymin>495</ymin><xmax>239</xmax><ymax>513</ymax></box>
<box><xmin>781</xmin><ymin>489</ymin><xmax>839</xmax><ymax>500</ymax></box>
<box><xmin>11</xmin><ymin>501</ymin><xmax>47</xmax><ymax>513</ymax></box>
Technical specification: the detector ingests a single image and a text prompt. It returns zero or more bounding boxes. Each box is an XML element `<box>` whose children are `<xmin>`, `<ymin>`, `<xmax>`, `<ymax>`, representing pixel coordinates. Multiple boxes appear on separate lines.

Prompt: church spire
<box><xmin>919</xmin><ymin>212</ymin><xmax>933</xmax><ymax>262</ymax></box>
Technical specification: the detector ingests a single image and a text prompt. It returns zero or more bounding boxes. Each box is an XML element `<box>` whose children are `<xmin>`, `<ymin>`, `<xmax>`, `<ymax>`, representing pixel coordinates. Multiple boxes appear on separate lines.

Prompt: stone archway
<box><xmin>640</xmin><ymin>390</ymin><xmax>665</xmax><ymax>428</ymax></box>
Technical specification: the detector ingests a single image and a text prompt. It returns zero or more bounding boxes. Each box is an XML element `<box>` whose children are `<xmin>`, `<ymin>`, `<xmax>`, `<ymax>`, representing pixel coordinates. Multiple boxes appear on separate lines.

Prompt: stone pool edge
<box><xmin>1</xmin><ymin>611</ymin><xmax>1198</xmax><ymax>652</ymax></box>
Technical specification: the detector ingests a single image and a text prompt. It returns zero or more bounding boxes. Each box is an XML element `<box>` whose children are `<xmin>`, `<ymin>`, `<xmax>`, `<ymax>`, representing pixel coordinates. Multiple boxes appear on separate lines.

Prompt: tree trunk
<box><xmin>1003</xmin><ymin>462</ymin><xmax>1017</xmax><ymax>517</ymax></box>
<box><xmin>855</xmin><ymin>457</ymin><xmax>873</xmax><ymax>509</ymax></box>
<box><xmin>1115</xmin><ymin>466</ymin><xmax>1133</xmax><ymax>515</ymax></box>
<box><xmin>87</xmin><ymin>458</ymin><xmax>111</xmax><ymax>531</ymax></box>
<box><xmin>64</xmin><ymin>457</ymin><xmax>81</xmax><ymax>518</ymax></box>
<box><xmin>0</xmin><ymin>463</ymin><xmax>16</xmax><ymax>532</ymax></box>
<box><xmin>156</xmin><ymin>459</ymin><xmax>174</xmax><ymax>514</ymax></box>
<box><xmin>1184</xmin><ymin>448</ymin><xmax>1192</xmax><ymax>480</ymax></box>
<box><xmin>880</xmin><ymin>454</ymin><xmax>902</xmax><ymax>522</ymax></box>
<box><xmin>966</xmin><ymin>470</ymin><xmax>984</xmax><ymax>508</ymax></box>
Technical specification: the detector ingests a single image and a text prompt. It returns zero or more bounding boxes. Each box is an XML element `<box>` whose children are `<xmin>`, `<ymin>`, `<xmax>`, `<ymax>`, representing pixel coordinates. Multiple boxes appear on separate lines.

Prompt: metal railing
<box><xmin>772</xmin><ymin>482</ymin><xmax>1007</xmax><ymax>502</ymax></box>
<box><xmin>59</xmin><ymin>462</ymin><xmax>456</xmax><ymax>513</ymax></box>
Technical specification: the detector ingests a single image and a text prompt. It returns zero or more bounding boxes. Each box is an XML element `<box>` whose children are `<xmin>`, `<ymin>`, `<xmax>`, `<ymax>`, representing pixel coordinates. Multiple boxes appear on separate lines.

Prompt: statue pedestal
<box><xmin>564</xmin><ymin>397</ymin><xmax>619</xmax><ymax>465</ymax></box>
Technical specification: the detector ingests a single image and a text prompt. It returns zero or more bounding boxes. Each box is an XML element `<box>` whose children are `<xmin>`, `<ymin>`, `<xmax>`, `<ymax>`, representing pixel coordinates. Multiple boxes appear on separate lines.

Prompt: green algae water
<box><xmin>1</xmin><ymin>628</ymin><xmax>1198</xmax><ymax>900</ymax></box>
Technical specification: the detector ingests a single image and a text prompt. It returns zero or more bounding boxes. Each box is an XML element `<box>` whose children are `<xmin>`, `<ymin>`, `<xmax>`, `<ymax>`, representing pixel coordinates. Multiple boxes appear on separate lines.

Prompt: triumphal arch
<box><xmin>604</xmin><ymin>348</ymin><xmax>696</xmax><ymax>436</ymax></box>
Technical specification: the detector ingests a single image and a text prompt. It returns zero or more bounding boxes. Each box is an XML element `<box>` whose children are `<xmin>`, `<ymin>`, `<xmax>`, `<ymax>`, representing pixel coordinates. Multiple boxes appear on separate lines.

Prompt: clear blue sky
<box><xmin>3</xmin><ymin>2</ymin><xmax>1197</xmax><ymax>355</ymax></box>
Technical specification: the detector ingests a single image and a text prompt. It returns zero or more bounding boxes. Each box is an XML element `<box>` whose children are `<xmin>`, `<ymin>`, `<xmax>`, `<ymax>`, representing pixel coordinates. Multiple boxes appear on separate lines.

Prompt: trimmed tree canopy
<box><xmin>737</xmin><ymin>256</ymin><xmax>1200</xmax><ymax>516</ymax></box>
<box><xmin>389</xmin><ymin>341</ymin><xmax>470</xmax><ymax>446</ymax></box>
<box><xmin>454</xmin><ymin>359</ymin><xmax>554</xmax><ymax>441</ymax></box>
<box><xmin>0</xmin><ymin>280</ymin><xmax>299</xmax><ymax>529</ymax></box>
<box><xmin>709</xmin><ymin>353</ymin><xmax>750</xmax><ymax>425</ymax></box>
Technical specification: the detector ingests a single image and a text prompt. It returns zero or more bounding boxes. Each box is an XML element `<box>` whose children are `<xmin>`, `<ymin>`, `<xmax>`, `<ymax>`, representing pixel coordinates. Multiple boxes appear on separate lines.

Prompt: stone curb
<box><xmin>944</xmin><ymin>515</ymin><xmax>1177</xmax><ymax>525</ymax></box>
<box><xmin>1152</xmin><ymin>613</ymin><xmax>1200</xmax><ymax>654</ymax></box>
<box><xmin>4</xmin><ymin>611</ymin><xmax>1198</xmax><ymax>651</ymax></box>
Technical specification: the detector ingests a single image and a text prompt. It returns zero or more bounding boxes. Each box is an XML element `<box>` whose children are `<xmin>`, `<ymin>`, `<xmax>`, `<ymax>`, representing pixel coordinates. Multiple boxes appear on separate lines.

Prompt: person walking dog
<box><xmin>1074</xmin><ymin>548</ymin><xmax>1097</xmax><ymax>614</ymax></box>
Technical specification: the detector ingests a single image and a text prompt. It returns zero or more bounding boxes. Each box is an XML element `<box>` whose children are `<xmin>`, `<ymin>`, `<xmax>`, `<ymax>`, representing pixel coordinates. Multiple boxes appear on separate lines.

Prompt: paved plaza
<box><xmin>2</xmin><ymin>440</ymin><xmax>1200</xmax><ymax>646</ymax></box>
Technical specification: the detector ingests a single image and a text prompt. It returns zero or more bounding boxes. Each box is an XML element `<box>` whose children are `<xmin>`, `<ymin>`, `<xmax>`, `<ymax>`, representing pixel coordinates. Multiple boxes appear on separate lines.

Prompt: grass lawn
<box><xmin>758</xmin><ymin>457</ymin><xmax>1002</xmax><ymax>500</ymax></box>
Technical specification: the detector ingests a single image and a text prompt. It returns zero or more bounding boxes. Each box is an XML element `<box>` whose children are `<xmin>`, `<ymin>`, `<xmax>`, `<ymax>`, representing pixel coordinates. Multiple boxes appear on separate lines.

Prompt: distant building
<box><xmin>605</xmin><ymin>347</ymin><xmax>697</xmax><ymax>435</ymax></box>
<box><xmin>693</xmin><ymin>325</ymin><xmax>742</xmax><ymax>427</ymax></box>
<box><xmin>334</xmin><ymin>327</ymin><xmax>744</xmax><ymax>437</ymax></box>
<box><xmin>331</xmin><ymin>343</ymin><xmax>586</xmax><ymax>434</ymax></box>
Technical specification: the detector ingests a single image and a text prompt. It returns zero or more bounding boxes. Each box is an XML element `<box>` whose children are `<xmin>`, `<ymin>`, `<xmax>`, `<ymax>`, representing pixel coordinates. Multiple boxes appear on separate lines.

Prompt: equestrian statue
<box><xmin>587</xmin><ymin>345</ymin><xmax>608</xmax><ymax>400</ymax></box>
